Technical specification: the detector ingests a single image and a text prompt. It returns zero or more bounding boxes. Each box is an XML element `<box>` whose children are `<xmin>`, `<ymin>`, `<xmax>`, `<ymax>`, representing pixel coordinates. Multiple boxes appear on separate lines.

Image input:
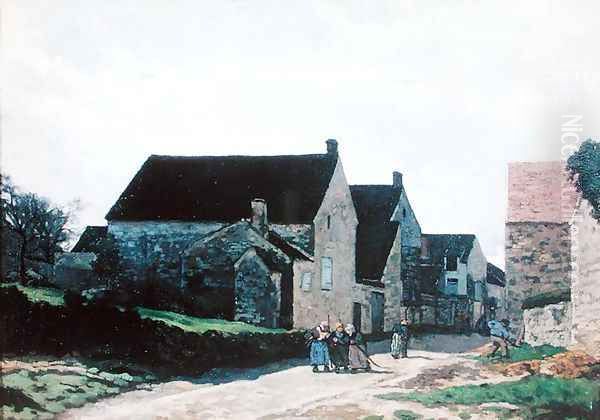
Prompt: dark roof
<box><xmin>486</xmin><ymin>263</ymin><xmax>506</xmax><ymax>287</ymax></box>
<box><xmin>71</xmin><ymin>226</ymin><xmax>108</xmax><ymax>253</ymax></box>
<box><xmin>421</xmin><ymin>234</ymin><xmax>476</xmax><ymax>264</ymax></box>
<box><xmin>350</xmin><ymin>185</ymin><xmax>402</xmax><ymax>224</ymax></box>
<box><xmin>356</xmin><ymin>222</ymin><xmax>400</xmax><ymax>280</ymax></box>
<box><xmin>106</xmin><ymin>153</ymin><xmax>338</xmax><ymax>224</ymax></box>
<box><xmin>350</xmin><ymin>185</ymin><xmax>402</xmax><ymax>280</ymax></box>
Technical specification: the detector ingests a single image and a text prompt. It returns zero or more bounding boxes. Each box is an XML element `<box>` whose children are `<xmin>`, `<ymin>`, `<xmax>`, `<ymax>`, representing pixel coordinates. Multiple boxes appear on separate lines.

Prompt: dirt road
<box><xmin>61</xmin><ymin>349</ymin><xmax>506</xmax><ymax>420</ymax></box>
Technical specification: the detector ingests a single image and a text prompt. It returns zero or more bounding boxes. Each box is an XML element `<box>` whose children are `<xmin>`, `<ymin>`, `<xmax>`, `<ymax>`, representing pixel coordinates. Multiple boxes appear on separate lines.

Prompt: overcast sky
<box><xmin>3</xmin><ymin>1</ymin><xmax>600</xmax><ymax>268</ymax></box>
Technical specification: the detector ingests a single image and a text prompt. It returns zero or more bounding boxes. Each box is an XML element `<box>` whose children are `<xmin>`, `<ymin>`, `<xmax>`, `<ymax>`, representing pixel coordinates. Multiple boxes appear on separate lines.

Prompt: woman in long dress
<box><xmin>309</xmin><ymin>321</ymin><xmax>331</xmax><ymax>373</ymax></box>
<box><xmin>346</xmin><ymin>324</ymin><xmax>370</xmax><ymax>372</ymax></box>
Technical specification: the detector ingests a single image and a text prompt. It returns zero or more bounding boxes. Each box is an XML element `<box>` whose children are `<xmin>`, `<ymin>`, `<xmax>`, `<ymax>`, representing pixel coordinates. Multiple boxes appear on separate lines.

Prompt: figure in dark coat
<box><xmin>328</xmin><ymin>322</ymin><xmax>350</xmax><ymax>372</ymax></box>
<box><xmin>391</xmin><ymin>319</ymin><xmax>410</xmax><ymax>359</ymax></box>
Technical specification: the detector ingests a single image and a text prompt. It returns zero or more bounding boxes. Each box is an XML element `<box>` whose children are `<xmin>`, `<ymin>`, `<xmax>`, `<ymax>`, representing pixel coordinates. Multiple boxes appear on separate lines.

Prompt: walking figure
<box><xmin>391</xmin><ymin>319</ymin><xmax>410</xmax><ymax>359</ymax></box>
<box><xmin>346</xmin><ymin>324</ymin><xmax>371</xmax><ymax>373</ymax></box>
<box><xmin>308</xmin><ymin>321</ymin><xmax>331</xmax><ymax>373</ymax></box>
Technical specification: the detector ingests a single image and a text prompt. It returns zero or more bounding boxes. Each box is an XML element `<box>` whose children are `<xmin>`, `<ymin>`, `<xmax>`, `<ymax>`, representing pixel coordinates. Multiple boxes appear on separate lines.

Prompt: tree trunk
<box><xmin>19</xmin><ymin>238</ymin><xmax>27</xmax><ymax>284</ymax></box>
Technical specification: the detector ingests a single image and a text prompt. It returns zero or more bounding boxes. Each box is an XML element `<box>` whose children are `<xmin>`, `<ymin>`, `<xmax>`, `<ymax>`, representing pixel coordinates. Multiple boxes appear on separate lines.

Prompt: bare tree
<box><xmin>1</xmin><ymin>175</ymin><xmax>77</xmax><ymax>282</ymax></box>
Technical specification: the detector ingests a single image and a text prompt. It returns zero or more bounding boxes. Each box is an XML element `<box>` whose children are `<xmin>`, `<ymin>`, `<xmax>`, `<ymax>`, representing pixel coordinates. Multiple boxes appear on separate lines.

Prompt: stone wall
<box><xmin>108</xmin><ymin>221</ymin><xmax>224</xmax><ymax>285</ymax></box>
<box><xmin>523</xmin><ymin>302</ymin><xmax>572</xmax><ymax>348</ymax></box>
<box><xmin>292</xmin><ymin>158</ymin><xmax>358</xmax><ymax>328</ymax></box>
<box><xmin>570</xmin><ymin>200</ymin><xmax>600</xmax><ymax>356</ymax></box>
<box><xmin>383</xmin><ymin>228</ymin><xmax>403</xmax><ymax>331</ymax></box>
<box><xmin>233</xmin><ymin>248</ymin><xmax>281</xmax><ymax>328</ymax></box>
<box><xmin>505</xmin><ymin>222</ymin><xmax>572</xmax><ymax>333</ymax></box>
<box><xmin>53</xmin><ymin>252</ymin><xmax>100</xmax><ymax>291</ymax></box>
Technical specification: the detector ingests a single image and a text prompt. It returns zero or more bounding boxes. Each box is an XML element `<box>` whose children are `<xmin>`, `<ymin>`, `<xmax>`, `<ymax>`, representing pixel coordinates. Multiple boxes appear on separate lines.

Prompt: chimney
<box><xmin>251</xmin><ymin>198</ymin><xmax>268</xmax><ymax>237</ymax></box>
<box><xmin>393</xmin><ymin>171</ymin><xmax>403</xmax><ymax>189</ymax></box>
<box><xmin>326</xmin><ymin>139</ymin><xmax>338</xmax><ymax>156</ymax></box>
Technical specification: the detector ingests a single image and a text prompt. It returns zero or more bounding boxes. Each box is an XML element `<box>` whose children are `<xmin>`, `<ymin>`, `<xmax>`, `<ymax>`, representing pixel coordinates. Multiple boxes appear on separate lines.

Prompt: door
<box><xmin>353</xmin><ymin>303</ymin><xmax>362</xmax><ymax>332</ymax></box>
<box><xmin>371</xmin><ymin>292</ymin><xmax>384</xmax><ymax>333</ymax></box>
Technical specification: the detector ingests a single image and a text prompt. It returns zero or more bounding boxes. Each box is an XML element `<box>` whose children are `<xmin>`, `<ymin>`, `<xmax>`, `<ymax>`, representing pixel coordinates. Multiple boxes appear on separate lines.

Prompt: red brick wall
<box><xmin>507</xmin><ymin>162</ymin><xmax>578</xmax><ymax>223</ymax></box>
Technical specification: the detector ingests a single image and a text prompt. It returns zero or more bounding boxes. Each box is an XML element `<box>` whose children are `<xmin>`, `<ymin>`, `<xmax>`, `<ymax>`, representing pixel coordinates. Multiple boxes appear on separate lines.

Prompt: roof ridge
<box><xmin>148</xmin><ymin>153</ymin><xmax>331</xmax><ymax>160</ymax></box>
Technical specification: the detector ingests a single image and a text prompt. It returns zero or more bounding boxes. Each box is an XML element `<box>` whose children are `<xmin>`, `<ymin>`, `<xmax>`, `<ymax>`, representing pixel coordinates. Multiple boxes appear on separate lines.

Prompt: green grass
<box><xmin>136</xmin><ymin>307</ymin><xmax>287</xmax><ymax>335</ymax></box>
<box><xmin>1</xmin><ymin>359</ymin><xmax>154</xmax><ymax>419</ymax></box>
<box><xmin>1</xmin><ymin>282</ymin><xmax>65</xmax><ymax>306</ymax></box>
<box><xmin>378</xmin><ymin>375</ymin><xmax>600</xmax><ymax>416</ymax></box>
<box><xmin>479</xmin><ymin>343</ymin><xmax>566</xmax><ymax>363</ymax></box>
<box><xmin>394</xmin><ymin>409</ymin><xmax>423</xmax><ymax>419</ymax></box>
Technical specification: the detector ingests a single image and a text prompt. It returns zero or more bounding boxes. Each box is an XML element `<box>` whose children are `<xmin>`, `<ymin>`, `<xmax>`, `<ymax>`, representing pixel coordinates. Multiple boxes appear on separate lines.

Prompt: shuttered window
<box><xmin>321</xmin><ymin>257</ymin><xmax>333</xmax><ymax>290</ymax></box>
<box><xmin>301</xmin><ymin>272</ymin><xmax>312</xmax><ymax>291</ymax></box>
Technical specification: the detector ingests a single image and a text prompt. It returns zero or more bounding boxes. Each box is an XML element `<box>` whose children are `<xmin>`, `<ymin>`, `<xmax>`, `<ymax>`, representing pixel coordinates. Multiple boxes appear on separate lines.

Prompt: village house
<box><xmin>349</xmin><ymin>175</ymin><xmax>422</xmax><ymax>333</ymax></box>
<box><xmin>416</xmin><ymin>233</ymin><xmax>495</xmax><ymax>329</ymax></box>
<box><xmin>505</xmin><ymin>161</ymin><xmax>600</xmax><ymax>356</ymax></box>
<box><xmin>61</xmin><ymin>139</ymin><xmax>504</xmax><ymax>334</ymax></box>
<box><xmin>81</xmin><ymin>139</ymin><xmax>357</xmax><ymax>329</ymax></box>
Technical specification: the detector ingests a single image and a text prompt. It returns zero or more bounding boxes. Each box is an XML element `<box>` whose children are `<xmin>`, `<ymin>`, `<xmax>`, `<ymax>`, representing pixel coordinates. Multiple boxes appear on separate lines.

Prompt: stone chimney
<box><xmin>326</xmin><ymin>139</ymin><xmax>338</xmax><ymax>156</ymax></box>
<box><xmin>251</xmin><ymin>199</ymin><xmax>268</xmax><ymax>237</ymax></box>
<box><xmin>393</xmin><ymin>171</ymin><xmax>403</xmax><ymax>189</ymax></box>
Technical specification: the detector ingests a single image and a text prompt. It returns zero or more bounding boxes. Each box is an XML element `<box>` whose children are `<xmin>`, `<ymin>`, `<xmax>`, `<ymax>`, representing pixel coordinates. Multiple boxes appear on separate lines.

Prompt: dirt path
<box><xmin>60</xmin><ymin>350</ymin><xmax>507</xmax><ymax>420</ymax></box>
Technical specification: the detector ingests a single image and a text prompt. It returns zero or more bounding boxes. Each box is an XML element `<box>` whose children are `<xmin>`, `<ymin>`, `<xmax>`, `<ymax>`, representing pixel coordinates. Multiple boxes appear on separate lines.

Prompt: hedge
<box><xmin>0</xmin><ymin>286</ymin><xmax>306</xmax><ymax>376</ymax></box>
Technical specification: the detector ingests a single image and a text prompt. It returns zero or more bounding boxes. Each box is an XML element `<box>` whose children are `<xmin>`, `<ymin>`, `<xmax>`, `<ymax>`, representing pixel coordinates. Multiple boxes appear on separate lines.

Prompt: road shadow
<box><xmin>181</xmin><ymin>357</ymin><xmax>310</xmax><ymax>385</ymax></box>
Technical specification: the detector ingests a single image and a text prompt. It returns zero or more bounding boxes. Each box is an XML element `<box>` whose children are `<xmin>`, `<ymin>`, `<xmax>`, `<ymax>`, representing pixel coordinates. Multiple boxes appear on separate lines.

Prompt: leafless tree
<box><xmin>1</xmin><ymin>175</ymin><xmax>78</xmax><ymax>282</ymax></box>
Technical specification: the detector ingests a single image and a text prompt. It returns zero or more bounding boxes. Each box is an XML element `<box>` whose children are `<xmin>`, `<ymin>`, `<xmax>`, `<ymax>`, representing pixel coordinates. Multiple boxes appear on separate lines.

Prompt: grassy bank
<box><xmin>136</xmin><ymin>307</ymin><xmax>286</xmax><ymax>335</ymax></box>
<box><xmin>478</xmin><ymin>343</ymin><xmax>565</xmax><ymax>363</ymax></box>
<box><xmin>378</xmin><ymin>375</ymin><xmax>600</xmax><ymax>418</ymax></box>
<box><xmin>1</xmin><ymin>283</ymin><xmax>65</xmax><ymax>306</ymax></box>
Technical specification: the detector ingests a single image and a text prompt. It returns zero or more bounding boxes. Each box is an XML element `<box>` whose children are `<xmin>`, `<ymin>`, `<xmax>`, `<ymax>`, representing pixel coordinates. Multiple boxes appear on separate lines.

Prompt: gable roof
<box><xmin>350</xmin><ymin>185</ymin><xmax>402</xmax><ymax>280</ymax></box>
<box><xmin>350</xmin><ymin>185</ymin><xmax>402</xmax><ymax>224</ymax></box>
<box><xmin>486</xmin><ymin>262</ymin><xmax>505</xmax><ymax>287</ymax></box>
<box><xmin>183</xmin><ymin>221</ymin><xmax>291</xmax><ymax>272</ymax></box>
<box><xmin>71</xmin><ymin>226</ymin><xmax>108</xmax><ymax>253</ymax></box>
<box><xmin>106</xmin><ymin>152</ymin><xmax>338</xmax><ymax>224</ymax></box>
<box><xmin>421</xmin><ymin>234</ymin><xmax>476</xmax><ymax>264</ymax></box>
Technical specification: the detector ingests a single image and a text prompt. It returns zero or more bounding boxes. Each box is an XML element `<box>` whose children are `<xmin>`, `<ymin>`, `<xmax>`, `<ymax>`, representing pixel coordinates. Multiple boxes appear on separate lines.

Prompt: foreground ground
<box><xmin>56</xmin><ymin>350</ymin><xmax>518</xmax><ymax>420</ymax></box>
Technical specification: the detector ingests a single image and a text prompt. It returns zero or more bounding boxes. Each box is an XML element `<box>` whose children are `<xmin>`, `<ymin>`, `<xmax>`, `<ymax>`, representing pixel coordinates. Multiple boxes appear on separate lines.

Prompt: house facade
<box><xmin>96</xmin><ymin>139</ymin><xmax>357</xmax><ymax>329</ymax></box>
<box><xmin>349</xmin><ymin>173</ymin><xmax>422</xmax><ymax>333</ymax></box>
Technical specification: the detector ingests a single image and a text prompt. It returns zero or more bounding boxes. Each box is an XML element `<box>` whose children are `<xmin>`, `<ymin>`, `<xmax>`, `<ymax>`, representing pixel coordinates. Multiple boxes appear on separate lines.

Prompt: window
<box><xmin>446</xmin><ymin>278</ymin><xmax>459</xmax><ymax>295</ymax></box>
<box><xmin>327</xmin><ymin>215</ymin><xmax>331</xmax><ymax>229</ymax></box>
<box><xmin>321</xmin><ymin>257</ymin><xmax>333</xmax><ymax>290</ymax></box>
<box><xmin>301</xmin><ymin>272</ymin><xmax>312</xmax><ymax>291</ymax></box>
<box><xmin>445</xmin><ymin>256</ymin><xmax>458</xmax><ymax>271</ymax></box>
<box><xmin>402</xmin><ymin>208</ymin><xmax>407</xmax><ymax>219</ymax></box>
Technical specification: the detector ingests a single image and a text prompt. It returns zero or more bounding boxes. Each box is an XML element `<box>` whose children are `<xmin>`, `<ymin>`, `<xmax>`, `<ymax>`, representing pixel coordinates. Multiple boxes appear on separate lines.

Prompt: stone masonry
<box><xmin>570</xmin><ymin>199</ymin><xmax>600</xmax><ymax>356</ymax></box>
<box><xmin>505</xmin><ymin>162</ymin><xmax>577</xmax><ymax>334</ymax></box>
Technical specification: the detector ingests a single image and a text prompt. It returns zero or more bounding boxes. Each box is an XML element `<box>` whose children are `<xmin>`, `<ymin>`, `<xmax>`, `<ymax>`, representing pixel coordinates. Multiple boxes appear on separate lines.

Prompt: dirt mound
<box><xmin>490</xmin><ymin>351</ymin><xmax>599</xmax><ymax>379</ymax></box>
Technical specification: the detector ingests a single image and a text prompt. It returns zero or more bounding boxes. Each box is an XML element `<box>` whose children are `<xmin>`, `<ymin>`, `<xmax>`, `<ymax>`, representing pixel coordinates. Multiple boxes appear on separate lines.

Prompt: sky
<box><xmin>3</xmin><ymin>1</ymin><xmax>600</xmax><ymax>268</ymax></box>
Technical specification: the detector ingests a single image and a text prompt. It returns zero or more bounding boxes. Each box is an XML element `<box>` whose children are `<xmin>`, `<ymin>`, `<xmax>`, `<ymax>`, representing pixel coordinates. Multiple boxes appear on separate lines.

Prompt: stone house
<box><xmin>505</xmin><ymin>161</ymin><xmax>600</xmax><ymax>357</ymax></box>
<box><xmin>505</xmin><ymin>162</ymin><xmax>578</xmax><ymax>334</ymax></box>
<box><xmin>349</xmin><ymin>172</ymin><xmax>422</xmax><ymax>333</ymax></box>
<box><xmin>97</xmin><ymin>139</ymin><xmax>357</xmax><ymax>329</ymax></box>
<box><xmin>417</xmin><ymin>234</ymin><xmax>491</xmax><ymax>327</ymax></box>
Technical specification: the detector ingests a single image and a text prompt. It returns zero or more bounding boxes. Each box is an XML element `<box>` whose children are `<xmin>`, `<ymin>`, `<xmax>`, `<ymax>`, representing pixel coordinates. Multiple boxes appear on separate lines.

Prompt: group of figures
<box><xmin>307</xmin><ymin>322</ymin><xmax>371</xmax><ymax>373</ymax></box>
<box><xmin>306</xmin><ymin>319</ymin><xmax>412</xmax><ymax>374</ymax></box>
